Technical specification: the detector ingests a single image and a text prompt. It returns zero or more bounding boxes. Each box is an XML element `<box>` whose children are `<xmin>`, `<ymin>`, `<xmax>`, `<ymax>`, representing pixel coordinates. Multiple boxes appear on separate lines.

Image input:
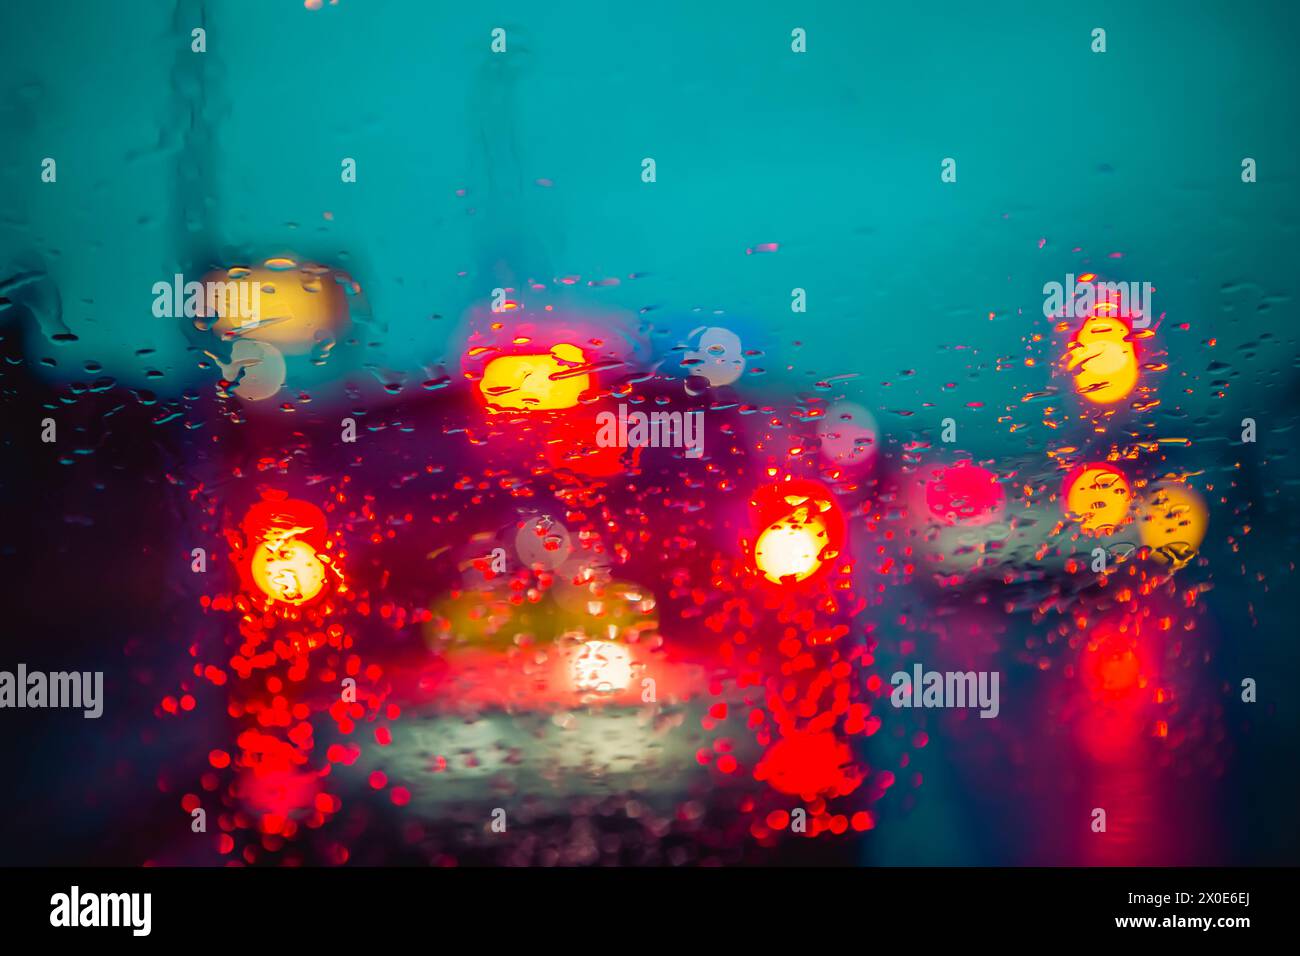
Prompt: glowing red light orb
<box><xmin>746</xmin><ymin>478</ymin><xmax>846</xmax><ymax>585</ymax></box>
<box><xmin>754</xmin><ymin>730</ymin><xmax>862</xmax><ymax>801</ymax></box>
<box><xmin>921</xmin><ymin>460</ymin><xmax>1005</xmax><ymax>526</ymax></box>
<box><xmin>234</xmin><ymin>491</ymin><xmax>332</xmax><ymax>606</ymax></box>
<box><xmin>1080</xmin><ymin>629</ymin><xmax>1143</xmax><ymax>700</ymax></box>
<box><xmin>542</xmin><ymin>405</ymin><xmax>642</xmax><ymax>477</ymax></box>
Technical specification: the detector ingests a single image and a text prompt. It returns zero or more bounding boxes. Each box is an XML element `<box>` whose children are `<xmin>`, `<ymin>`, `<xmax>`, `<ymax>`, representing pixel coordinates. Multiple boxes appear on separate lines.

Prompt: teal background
<box><xmin>3</xmin><ymin>0</ymin><xmax>1296</xmax><ymax>427</ymax></box>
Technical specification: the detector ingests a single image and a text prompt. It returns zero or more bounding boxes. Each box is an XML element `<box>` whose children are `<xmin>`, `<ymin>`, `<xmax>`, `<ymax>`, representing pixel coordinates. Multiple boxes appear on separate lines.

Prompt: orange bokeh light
<box><xmin>1063</xmin><ymin>463</ymin><xmax>1132</xmax><ymax>536</ymax></box>
<box><xmin>479</xmin><ymin>343</ymin><xmax>591</xmax><ymax>411</ymax></box>
<box><xmin>1064</xmin><ymin>314</ymin><xmax>1139</xmax><ymax>405</ymax></box>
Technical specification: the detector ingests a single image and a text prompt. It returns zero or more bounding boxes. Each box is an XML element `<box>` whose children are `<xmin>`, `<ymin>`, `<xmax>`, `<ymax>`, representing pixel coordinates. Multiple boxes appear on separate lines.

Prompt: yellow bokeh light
<box><xmin>250</xmin><ymin>531</ymin><xmax>327</xmax><ymax>605</ymax></box>
<box><xmin>1137</xmin><ymin>482</ymin><xmax>1208</xmax><ymax>569</ymax></box>
<box><xmin>479</xmin><ymin>343</ymin><xmax>590</xmax><ymax>411</ymax></box>
<box><xmin>1065</xmin><ymin>316</ymin><xmax>1139</xmax><ymax>405</ymax></box>
<box><xmin>1065</xmin><ymin>465</ymin><xmax>1132</xmax><ymax>536</ymax></box>
<box><xmin>204</xmin><ymin>263</ymin><xmax>349</xmax><ymax>356</ymax></box>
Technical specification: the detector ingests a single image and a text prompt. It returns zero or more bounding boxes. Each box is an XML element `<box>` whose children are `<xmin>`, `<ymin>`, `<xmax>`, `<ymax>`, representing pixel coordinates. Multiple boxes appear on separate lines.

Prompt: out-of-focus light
<box><xmin>1137</xmin><ymin>481</ymin><xmax>1208</xmax><ymax>569</ymax></box>
<box><xmin>569</xmin><ymin>640</ymin><xmax>634</xmax><ymax>694</ymax></box>
<box><xmin>919</xmin><ymin>460</ymin><xmax>1005</xmax><ymax>527</ymax></box>
<box><xmin>202</xmin><ymin>261</ymin><xmax>350</xmax><ymax>356</ymax></box>
<box><xmin>1087</xmin><ymin>640</ymin><xmax>1140</xmax><ymax>696</ymax></box>
<box><xmin>237</xmin><ymin>768</ymin><xmax>320</xmax><ymax>824</ymax></box>
<box><xmin>1064</xmin><ymin>314</ymin><xmax>1138</xmax><ymax>405</ymax></box>
<box><xmin>213</xmin><ymin>339</ymin><xmax>287</xmax><ymax>402</ymax></box>
<box><xmin>1063</xmin><ymin>463</ymin><xmax>1132</xmax><ymax>536</ymax></box>
<box><xmin>755</xmin><ymin>521</ymin><xmax>826</xmax><ymax>583</ymax></box>
<box><xmin>817</xmin><ymin>401</ymin><xmax>878</xmax><ymax>470</ymax></box>
<box><xmin>682</xmin><ymin>326</ymin><xmax>745</xmax><ymax>386</ymax></box>
<box><xmin>748</xmin><ymin>479</ymin><xmax>846</xmax><ymax>585</ymax></box>
<box><xmin>754</xmin><ymin>730</ymin><xmax>862</xmax><ymax>801</ymax></box>
<box><xmin>543</xmin><ymin>406</ymin><xmax>641</xmax><ymax>477</ymax></box>
<box><xmin>479</xmin><ymin>343</ymin><xmax>591</xmax><ymax>410</ymax></box>
<box><xmin>514</xmin><ymin>515</ymin><xmax>572</xmax><ymax>570</ymax></box>
<box><xmin>251</xmin><ymin>530</ymin><xmax>327</xmax><ymax>606</ymax></box>
<box><xmin>1080</xmin><ymin>628</ymin><xmax>1144</xmax><ymax>700</ymax></box>
<box><xmin>235</xmin><ymin>493</ymin><xmax>333</xmax><ymax>606</ymax></box>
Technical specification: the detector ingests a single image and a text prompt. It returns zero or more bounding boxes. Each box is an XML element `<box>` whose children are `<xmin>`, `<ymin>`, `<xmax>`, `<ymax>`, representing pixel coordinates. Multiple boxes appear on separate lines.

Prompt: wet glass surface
<box><xmin>0</xmin><ymin>0</ymin><xmax>1297</xmax><ymax>867</ymax></box>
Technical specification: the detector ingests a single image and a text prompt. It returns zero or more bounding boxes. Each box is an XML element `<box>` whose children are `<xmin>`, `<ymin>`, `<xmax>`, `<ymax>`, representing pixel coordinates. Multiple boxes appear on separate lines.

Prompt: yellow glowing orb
<box><xmin>754</xmin><ymin>511</ymin><xmax>830</xmax><ymax>584</ymax></box>
<box><xmin>203</xmin><ymin>262</ymin><xmax>349</xmax><ymax>356</ymax></box>
<box><xmin>250</xmin><ymin>535</ymin><xmax>327</xmax><ymax>605</ymax></box>
<box><xmin>570</xmin><ymin>640</ymin><xmax>633</xmax><ymax>693</ymax></box>
<box><xmin>1064</xmin><ymin>465</ymin><xmax>1132</xmax><ymax>536</ymax></box>
<box><xmin>480</xmin><ymin>343</ymin><xmax>590</xmax><ymax>411</ymax></box>
<box><xmin>1137</xmin><ymin>482</ymin><xmax>1208</xmax><ymax>569</ymax></box>
<box><xmin>1065</xmin><ymin>316</ymin><xmax>1139</xmax><ymax>405</ymax></box>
